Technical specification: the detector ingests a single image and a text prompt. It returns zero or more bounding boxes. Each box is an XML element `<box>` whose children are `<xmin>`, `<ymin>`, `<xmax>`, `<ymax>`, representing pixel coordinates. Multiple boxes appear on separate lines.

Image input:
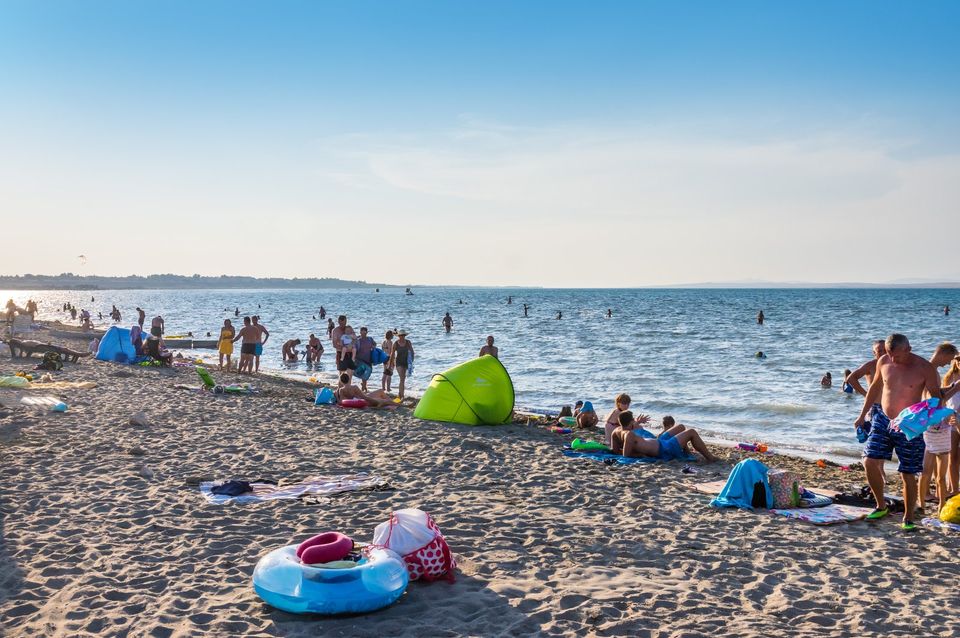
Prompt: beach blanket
<box><xmin>199</xmin><ymin>473</ymin><xmax>389</xmax><ymax>504</ymax></box>
<box><xmin>562</xmin><ymin>448</ymin><xmax>694</xmax><ymax>465</ymax></box>
<box><xmin>769</xmin><ymin>504</ymin><xmax>873</xmax><ymax>525</ymax></box>
<box><xmin>920</xmin><ymin>518</ymin><xmax>960</xmax><ymax>532</ymax></box>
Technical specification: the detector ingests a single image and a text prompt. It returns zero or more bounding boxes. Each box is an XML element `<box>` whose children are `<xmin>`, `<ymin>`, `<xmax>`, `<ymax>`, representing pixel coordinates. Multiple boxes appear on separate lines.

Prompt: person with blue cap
<box><xmin>575</xmin><ymin>400</ymin><xmax>598</xmax><ymax>429</ymax></box>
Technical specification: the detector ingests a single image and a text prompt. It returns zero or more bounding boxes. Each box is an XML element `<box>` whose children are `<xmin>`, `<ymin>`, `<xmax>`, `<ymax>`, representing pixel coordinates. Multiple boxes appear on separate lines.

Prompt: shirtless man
<box><xmin>757</xmin><ymin>310</ymin><xmax>764</xmax><ymax>325</ymax></box>
<box><xmin>331</xmin><ymin>315</ymin><xmax>348</xmax><ymax>366</ymax></box>
<box><xmin>136</xmin><ymin>307</ymin><xmax>146</xmax><ymax>329</ymax></box>
<box><xmin>252</xmin><ymin>315</ymin><xmax>269</xmax><ymax>373</ymax></box>
<box><xmin>442</xmin><ymin>312</ymin><xmax>453</xmax><ymax>333</ymax></box>
<box><xmin>150</xmin><ymin>314</ymin><xmax>164</xmax><ymax>337</ymax></box>
<box><xmin>611</xmin><ymin>411</ymin><xmax>718</xmax><ymax>462</ymax></box>
<box><xmin>232</xmin><ymin>317</ymin><xmax>259</xmax><ymax>374</ymax></box>
<box><xmin>846</xmin><ymin>340</ymin><xmax>886</xmax><ymax>397</ymax></box>
<box><xmin>334</xmin><ymin>373</ymin><xmax>397</xmax><ymax>409</ymax></box>
<box><xmin>282</xmin><ymin>339</ymin><xmax>301</xmax><ymax>362</ymax></box>
<box><xmin>479</xmin><ymin>336</ymin><xmax>498</xmax><ymax>359</ymax></box>
<box><xmin>855</xmin><ymin>333</ymin><xmax>942</xmax><ymax>530</ymax></box>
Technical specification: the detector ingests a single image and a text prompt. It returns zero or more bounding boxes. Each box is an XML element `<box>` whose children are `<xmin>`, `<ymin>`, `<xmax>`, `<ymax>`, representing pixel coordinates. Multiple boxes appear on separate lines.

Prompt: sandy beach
<box><xmin>2</xmin><ymin>336</ymin><xmax>960</xmax><ymax>637</ymax></box>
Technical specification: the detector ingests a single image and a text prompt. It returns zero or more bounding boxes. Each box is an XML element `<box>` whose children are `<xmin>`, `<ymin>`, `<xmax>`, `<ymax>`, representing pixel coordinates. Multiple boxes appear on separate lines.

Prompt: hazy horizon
<box><xmin>3</xmin><ymin>1</ymin><xmax>959</xmax><ymax>286</ymax></box>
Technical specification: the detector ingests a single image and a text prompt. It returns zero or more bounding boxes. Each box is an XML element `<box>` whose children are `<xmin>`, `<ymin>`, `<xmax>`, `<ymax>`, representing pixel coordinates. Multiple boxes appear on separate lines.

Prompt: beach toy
<box><xmin>297</xmin><ymin>532</ymin><xmax>354</xmax><ymax>564</ymax></box>
<box><xmin>252</xmin><ymin>544</ymin><xmax>408</xmax><ymax>615</ymax></box>
<box><xmin>890</xmin><ymin>398</ymin><xmax>954</xmax><ymax>441</ymax></box>
<box><xmin>355</xmin><ymin>362</ymin><xmax>372</xmax><ymax>381</ymax></box>
<box><xmin>20</xmin><ymin>396</ymin><xmax>67</xmax><ymax>412</ymax></box>
<box><xmin>558</xmin><ymin>416</ymin><xmax>577</xmax><ymax>428</ymax></box>
<box><xmin>552</xmin><ymin>427</ymin><xmax>572</xmax><ymax>434</ymax></box>
<box><xmin>315</xmin><ymin>387</ymin><xmax>335</xmax><ymax>405</ymax></box>
<box><xmin>737</xmin><ymin>443</ymin><xmax>758</xmax><ymax>452</ymax></box>
<box><xmin>571</xmin><ymin>438</ymin><xmax>610</xmax><ymax>452</ymax></box>
<box><xmin>816</xmin><ymin>459</ymin><xmax>827</xmax><ymax>468</ymax></box>
<box><xmin>371</xmin><ymin>348</ymin><xmax>389</xmax><ymax>365</ymax></box>
<box><xmin>309</xmin><ymin>377</ymin><xmax>318</xmax><ymax>383</ymax></box>
<box><xmin>414</xmin><ymin>355</ymin><xmax>514</xmax><ymax>426</ymax></box>
<box><xmin>340</xmin><ymin>398</ymin><xmax>367</xmax><ymax>409</ymax></box>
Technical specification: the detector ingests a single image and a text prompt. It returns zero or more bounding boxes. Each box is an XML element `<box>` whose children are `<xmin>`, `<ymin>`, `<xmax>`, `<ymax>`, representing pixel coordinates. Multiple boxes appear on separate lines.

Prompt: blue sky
<box><xmin>2</xmin><ymin>1</ymin><xmax>959</xmax><ymax>286</ymax></box>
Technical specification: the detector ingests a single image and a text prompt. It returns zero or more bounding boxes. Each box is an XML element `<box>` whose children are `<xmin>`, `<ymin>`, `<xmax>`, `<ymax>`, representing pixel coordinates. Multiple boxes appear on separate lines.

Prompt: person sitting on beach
<box><xmin>575</xmin><ymin>401</ymin><xmax>598</xmax><ymax>429</ymax></box>
<box><xmin>604</xmin><ymin>393</ymin><xmax>650</xmax><ymax>445</ymax></box>
<box><xmin>820</xmin><ymin>372</ymin><xmax>832</xmax><ymax>388</ymax></box>
<box><xmin>611</xmin><ymin>411</ymin><xmax>718</xmax><ymax>462</ymax></box>
<box><xmin>334</xmin><ymin>373</ymin><xmax>397</xmax><ymax>409</ymax></box>
<box><xmin>479</xmin><ymin>335</ymin><xmax>499</xmax><ymax>359</ymax></box>
<box><xmin>218</xmin><ymin>319</ymin><xmax>235</xmax><ymax>371</ymax></box>
<box><xmin>557</xmin><ymin>405</ymin><xmax>573</xmax><ymax>424</ymax></box>
<box><xmin>282</xmin><ymin>339</ymin><xmax>301</xmax><ymax>362</ymax></box>
<box><xmin>846</xmin><ymin>340</ymin><xmax>886</xmax><ymax>397</ymax></box>
<box><xmin>144</xmin><ymin>336</ymin><xmax>173</xmax><ymax>366</ymax></box>
<box><xmin>306</xmin><ymin>333</ymin><xmax>323</xmax><ymax>363</ymax></box>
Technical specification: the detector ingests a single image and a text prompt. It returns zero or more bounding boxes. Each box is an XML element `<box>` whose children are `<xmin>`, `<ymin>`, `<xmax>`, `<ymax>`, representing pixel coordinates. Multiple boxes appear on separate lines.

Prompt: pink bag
<box><xmin>372</xmin><ymin>508</ymin><xmax>455</xmax><ymax>582</ymax></box>
<box><xmin>767</xmin><ymin>469</ymin><xmax>801</xmax><ymax>508</ymax></box>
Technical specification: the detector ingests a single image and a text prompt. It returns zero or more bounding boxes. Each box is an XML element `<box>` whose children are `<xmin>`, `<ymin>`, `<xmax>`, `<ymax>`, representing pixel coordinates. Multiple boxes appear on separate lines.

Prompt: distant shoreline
<box><xmin>1</xmin><ymin>274</ymin><xmax>959</xmax><ymax>290</ymax></box>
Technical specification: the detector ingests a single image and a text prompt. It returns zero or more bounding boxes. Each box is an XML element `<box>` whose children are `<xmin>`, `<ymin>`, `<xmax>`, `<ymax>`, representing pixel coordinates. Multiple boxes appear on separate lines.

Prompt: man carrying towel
<box><xmin>855</xmin><ymin>333</ymin><xmax>942</xmax><ymax>531</ymax></box>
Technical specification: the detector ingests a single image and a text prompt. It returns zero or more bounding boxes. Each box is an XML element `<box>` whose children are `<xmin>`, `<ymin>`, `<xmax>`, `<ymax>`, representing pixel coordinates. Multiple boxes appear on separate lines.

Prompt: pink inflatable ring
<box><xmin>296</xmin><ymin>532</ymin><xmax>354</xmax><ymax>565</ymax></box>
<box><xmin>339</xmin><ymin>398</ymin><xmax>367</xmax><ymax>409</ymax></box>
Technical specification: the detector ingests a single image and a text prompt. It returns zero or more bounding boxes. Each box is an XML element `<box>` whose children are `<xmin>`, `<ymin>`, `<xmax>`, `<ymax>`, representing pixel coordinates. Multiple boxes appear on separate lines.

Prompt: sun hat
<box><xmin>397</xmin><ymin>329</ymin><xmax>409</xmax><ymax>336</ymax></box>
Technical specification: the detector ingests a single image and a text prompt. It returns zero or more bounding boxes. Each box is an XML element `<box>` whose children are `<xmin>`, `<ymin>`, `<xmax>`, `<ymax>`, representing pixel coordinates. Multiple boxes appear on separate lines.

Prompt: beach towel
<box><xmin>769</xmin><ymin>504</ymin><xmax>873</xmax><ymax>525</ymax></box>
<box><xmin>710</xmin><ymin>459</ymin><xmax>772</xmax><ymax>510</ymax></box>
<box><xmin>562</xmin><ymin>446</ymin><xmax>694</xmax><ymax>465</ymax></box>
<box><xmin>921</xmin><ymin>518</ymin><xmax>960</xmax><ymax>532</ymax></box>
<box><xmin>199</xmin><ymin>473</ymin><xmax>389</xmax><ymax>504</ymax></box>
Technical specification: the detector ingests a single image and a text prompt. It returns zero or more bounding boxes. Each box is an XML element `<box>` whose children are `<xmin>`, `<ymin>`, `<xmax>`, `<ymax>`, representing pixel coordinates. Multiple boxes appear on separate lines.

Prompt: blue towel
<box><xmin>710</xmin><ymin>459</ymin><xmax>772</xmax><ymax>510</ymax></box>
<box><xmin>562</xmin><ymin>447</ymin><xmax>693</xmax><ymax>465</ymax></box>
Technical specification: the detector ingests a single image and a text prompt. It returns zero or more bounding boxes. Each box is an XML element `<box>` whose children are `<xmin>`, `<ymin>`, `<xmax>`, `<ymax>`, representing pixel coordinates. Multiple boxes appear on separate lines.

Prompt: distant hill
<box><xmin>0</xmin><ymin>273</ymin><xmax>395</xmax><ymax>290</ymax></box>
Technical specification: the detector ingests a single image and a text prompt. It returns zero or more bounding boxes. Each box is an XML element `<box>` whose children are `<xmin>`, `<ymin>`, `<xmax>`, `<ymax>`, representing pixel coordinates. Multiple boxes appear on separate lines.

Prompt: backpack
<box><xmin>38</xmin><ymin>351</ymin><xmax>63</xmax><ymax>371</ymax></box>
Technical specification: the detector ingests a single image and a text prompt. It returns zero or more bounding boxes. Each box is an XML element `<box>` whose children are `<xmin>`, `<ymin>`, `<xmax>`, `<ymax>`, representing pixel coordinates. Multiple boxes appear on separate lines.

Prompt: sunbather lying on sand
<box><xmin>334</xmin><ymin>373</ymin><xmax>398</xmax><ymax>409</ymax></box>
<box><xmin>611</xmin><ymin>411</ymin><xmax>718</xmax><ymax>462</ymax></box>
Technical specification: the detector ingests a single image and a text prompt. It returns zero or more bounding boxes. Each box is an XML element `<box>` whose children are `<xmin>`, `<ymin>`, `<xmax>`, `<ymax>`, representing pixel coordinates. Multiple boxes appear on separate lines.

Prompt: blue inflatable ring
<box><xmin>252</xmin><ymin>545</ymin><xmax>409</xmax><ymax>615</ymax></box>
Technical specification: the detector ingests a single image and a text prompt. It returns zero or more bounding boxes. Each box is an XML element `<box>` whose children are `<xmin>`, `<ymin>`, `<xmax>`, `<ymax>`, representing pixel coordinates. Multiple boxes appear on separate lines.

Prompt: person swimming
<box><xmin>755</xmin><ymin>351</ymin><xmax>766</xmax><ymax>359</ymax></box>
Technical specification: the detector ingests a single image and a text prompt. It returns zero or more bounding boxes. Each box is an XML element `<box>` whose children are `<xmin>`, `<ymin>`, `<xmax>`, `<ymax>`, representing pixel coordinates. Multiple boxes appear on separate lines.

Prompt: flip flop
<box><xmin>901</xmin><ymin>520</ymin><xmax>917</xmax><ymax>532</ymax></box>
<box><xmin>866</xmin><ymin>507</ymin><xmax>889</xmax><ymax>521</ymax></box>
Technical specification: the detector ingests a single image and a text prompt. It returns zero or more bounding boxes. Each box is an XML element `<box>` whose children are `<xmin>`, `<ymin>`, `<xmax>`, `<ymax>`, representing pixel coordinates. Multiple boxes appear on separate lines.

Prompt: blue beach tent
<box><xmin>95</xmin><ymin>326</ymin><xmax>138</xmax><ymax>364</ymax></box>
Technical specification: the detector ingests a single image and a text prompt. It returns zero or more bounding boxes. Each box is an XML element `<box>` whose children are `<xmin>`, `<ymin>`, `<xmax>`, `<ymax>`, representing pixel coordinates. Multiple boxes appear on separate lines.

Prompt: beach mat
<box><xmin>921</xmin><ymin>518</ymin><xmax>960</xmax><ymax>532</ymax></box>
<box><xmin>200</xmin><ymin>473</ymin><xmax>389</xmax><ymax>504</ymax></box>
<box><xmin>562</xmin><ymin>448</ymin><xmax>693</xmax><ymax>465</ymax></box>
<box><xmin>770</xmin><ymin>504</ymin><xmax>873</xmax><ymax>525</ymax></box>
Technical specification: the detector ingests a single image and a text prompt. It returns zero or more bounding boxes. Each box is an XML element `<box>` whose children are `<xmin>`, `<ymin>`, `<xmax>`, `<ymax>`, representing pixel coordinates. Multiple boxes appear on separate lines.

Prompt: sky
<box><xmin>1</xmin><ymin>1</ymin><xmax>959</xmax><ymax>287</ymax></box>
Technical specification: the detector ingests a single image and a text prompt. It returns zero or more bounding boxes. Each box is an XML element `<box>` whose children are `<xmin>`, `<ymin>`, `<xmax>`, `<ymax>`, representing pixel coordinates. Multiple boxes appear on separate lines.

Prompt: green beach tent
<box><xmin>414</xmin><ymin>355</ymin><xmax>515</xmax><ymax>425</ymax></box>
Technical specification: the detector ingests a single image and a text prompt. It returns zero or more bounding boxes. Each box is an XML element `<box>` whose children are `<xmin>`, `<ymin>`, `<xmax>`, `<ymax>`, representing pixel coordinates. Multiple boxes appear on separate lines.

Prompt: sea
<box><xmin>6</xmin><ymin>287</ymin><xmax>958</xmax><ymax>461</ymax></box>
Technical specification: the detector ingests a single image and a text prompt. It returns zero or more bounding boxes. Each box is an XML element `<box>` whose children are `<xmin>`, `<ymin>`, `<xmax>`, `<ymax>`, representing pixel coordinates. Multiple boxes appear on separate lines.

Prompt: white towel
<box><xmin>199</xmin><ymin>473</ymin><xmax>389</xmax><ymax>504</ymax></box>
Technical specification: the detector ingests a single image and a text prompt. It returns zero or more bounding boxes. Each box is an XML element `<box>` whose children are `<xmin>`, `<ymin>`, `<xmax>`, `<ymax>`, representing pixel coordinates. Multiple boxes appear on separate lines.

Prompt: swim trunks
<box><xmin>657</xmin><ymin>433</ymin><xmax>685</xmax><ymax>461</ymax></box>
<box><xmin>863</xmin><ymin>404</ymin><xmax>926</xmax><ymax>474</ymax></box>
<box><xmin>254</xmin><ymin>343</ymin><xmax>263</xmax><ymax>357</ymax></box>
<box><xmin>241</xmin><ymin>343</ymin><xmax>256</xmax><ymax>355</ymax></box>
<box><xmin>150</xmin><ymin>326</ymin><xmax>162</xmax><ymax>337</ymax></box>
<box><xmin>338</xmin><ymin>353</ymin><xmax>357</xmax><ymax>372</ymax></box>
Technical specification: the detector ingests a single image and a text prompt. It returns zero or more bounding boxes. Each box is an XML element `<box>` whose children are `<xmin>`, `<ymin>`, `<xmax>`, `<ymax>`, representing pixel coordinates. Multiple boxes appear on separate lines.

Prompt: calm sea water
<box><xmin>6</xmin><ymin>287</ymin><xmax>958</xmax><ymax>459</ymax></box>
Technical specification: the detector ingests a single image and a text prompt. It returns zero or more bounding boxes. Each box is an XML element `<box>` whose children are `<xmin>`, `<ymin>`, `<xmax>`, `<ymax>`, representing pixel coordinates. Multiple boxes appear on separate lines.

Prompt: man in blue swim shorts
<box><xmin>855</xmin><ymin>333</ymin><xmax>942</xmax><ymax>531</ymax></box>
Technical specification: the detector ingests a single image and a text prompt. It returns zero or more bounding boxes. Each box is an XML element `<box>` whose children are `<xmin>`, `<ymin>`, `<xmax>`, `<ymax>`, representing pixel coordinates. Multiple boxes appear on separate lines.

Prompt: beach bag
<box><xmin>372</xmin><ymin>508</ymin><xmax>455</xmax><ymax>582</ymax></box>
<box><xmin>940</xmin><ymin>494</ymin><xmax>960</xmax><ymax>524</ymax></box>
<box><xmin>37</xmin><ymin>351</ymin><xmax>63</xmax><ymax>371</ymax></box>
<box><xmin>767</xmin><ymin>469</ymin><xmax>801</xmax><ymax>508</ymax></box>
